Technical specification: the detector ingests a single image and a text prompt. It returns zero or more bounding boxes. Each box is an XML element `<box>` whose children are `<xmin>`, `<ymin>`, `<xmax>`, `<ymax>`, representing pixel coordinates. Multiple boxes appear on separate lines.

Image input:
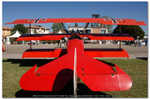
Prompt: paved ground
<box><xmin>3</xmin><ymin>43</ymin><xmax>148</xmax><ymax>59</ymax></box>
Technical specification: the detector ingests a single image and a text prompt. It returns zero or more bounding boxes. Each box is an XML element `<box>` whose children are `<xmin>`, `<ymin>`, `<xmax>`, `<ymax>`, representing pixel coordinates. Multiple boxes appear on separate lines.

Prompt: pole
<box><xmin>29</xmin><ymin>24</ymin><xmax>32</xmax><ymax>49</ymax></box>
<box><xmin>74</xmin><ymin>48</ymin><xmax>77</xmax><ymax>97</ymax></box>
<box><xmin>119</xmin><ymin>40</ymin><xmax>122</xmax><ymax>48</ymax></box>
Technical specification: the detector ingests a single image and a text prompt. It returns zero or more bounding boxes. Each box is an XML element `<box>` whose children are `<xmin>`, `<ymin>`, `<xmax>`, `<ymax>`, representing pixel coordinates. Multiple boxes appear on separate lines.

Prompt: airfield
<box><xmin>3</xmin><ymin>43</ymin><xmax>148</xmax><ymax>59</ymax></box>
<box><xmin>2</xmin><ymin>43</ymin><xmax>148</xmax><ymax>98</ymax></box>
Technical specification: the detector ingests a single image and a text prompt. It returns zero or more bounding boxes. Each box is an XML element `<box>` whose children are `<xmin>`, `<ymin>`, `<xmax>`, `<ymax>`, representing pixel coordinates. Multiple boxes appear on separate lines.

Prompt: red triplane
<box><xmin>7</xmin><ymin>18</ymin><xmax>146</xmax><ymax>94</ymax></box>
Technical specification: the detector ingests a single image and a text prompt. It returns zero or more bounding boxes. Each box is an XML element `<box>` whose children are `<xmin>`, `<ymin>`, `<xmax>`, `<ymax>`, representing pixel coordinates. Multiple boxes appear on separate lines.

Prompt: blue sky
<box><xmin>2</xmin><ymin>1</ymin><xmax>148</xmax><ymax>34</ymax></box>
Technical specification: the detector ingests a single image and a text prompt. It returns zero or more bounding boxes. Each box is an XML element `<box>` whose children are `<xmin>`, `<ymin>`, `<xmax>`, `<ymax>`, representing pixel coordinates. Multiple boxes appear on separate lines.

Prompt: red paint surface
<box><xmin>85</xmin><ymin>49</ymin><xmax>129</xmax><ymax>58</ymax></box>
<box><xmin>22</xmin><ymin>49</ymin><xmax>62</xmax><ymax>58</ymax></box>
<box><xmin>89</xmin><ymin>36</ymin><xmax>134</xmax><ymax>40</ymax></box>
<box><xmin>20</xmin><ymin>39</ymin><xmax>132</xmax><ymax>91</ymax></box>
<box><xmin>22</xmin><ymin>48</ymin><xmax>129</xmax><ymax>58</ymax></box>
<box><xmin>16</xmin><ymin>35</ymin><xmax>134</xmax><ymax>41</ymax></box>
<box><xmin>2</xmin><ymin>44</ymin><xmax>6</xmax><ymax>52</ymax></box>
<box><xmin>6</xmin><ymin>18</ymin><xmax>146</xmax><ymax>25</ymax></box>
<box><xmin>17</xmin><ymin>35</ymin><xmax>70</xmax><ymax>41</ymax></box>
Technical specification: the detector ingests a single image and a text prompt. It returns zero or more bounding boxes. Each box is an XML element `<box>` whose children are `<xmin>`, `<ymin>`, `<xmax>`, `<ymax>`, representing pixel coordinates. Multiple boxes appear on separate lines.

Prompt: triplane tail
<box><xmin>20</xmin><ymin>39</ymin><xmax>132</xmax><ymax>92</ymax></box>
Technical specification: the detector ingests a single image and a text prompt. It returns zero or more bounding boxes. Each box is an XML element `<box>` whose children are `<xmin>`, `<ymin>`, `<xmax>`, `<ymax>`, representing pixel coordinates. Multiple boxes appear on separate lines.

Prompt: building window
<box><xmin>101</xmin><ymin>30</ymin><xmax>106</xmax><ymax>34</ymax></box>
<box><xmin>85</xmin><ymin>29</ymin><xmax>91</xmax><ymax>34</ymax></box>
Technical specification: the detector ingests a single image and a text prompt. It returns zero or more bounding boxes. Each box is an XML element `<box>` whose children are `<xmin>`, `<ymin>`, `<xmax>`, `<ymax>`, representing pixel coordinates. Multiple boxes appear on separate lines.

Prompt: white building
<box><xmin>26</xmin><ymin>25</ymin><xmax>50</xmax><ymax>34</ymax></box>
<box><xmin>68</xmin><ymin>26</ymin><xmax>108</xmax><ymax>34</ymax></box>
<box><xmin>6</xmin><ymin>30</ymin><xmax>21</xmax><ymax>44</ymax></box>
<box><xmin>68</xmin><ymin>24</ymin><xmax>110</xmax><ymax>44</ymax></box>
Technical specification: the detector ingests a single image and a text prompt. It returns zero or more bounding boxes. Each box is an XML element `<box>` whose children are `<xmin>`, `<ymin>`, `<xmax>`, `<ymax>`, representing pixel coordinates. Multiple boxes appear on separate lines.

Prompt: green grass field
<box><xmin>3</xmin><ymin>59</ymin><xmax>147</xmax><ymax>98</ymax></box>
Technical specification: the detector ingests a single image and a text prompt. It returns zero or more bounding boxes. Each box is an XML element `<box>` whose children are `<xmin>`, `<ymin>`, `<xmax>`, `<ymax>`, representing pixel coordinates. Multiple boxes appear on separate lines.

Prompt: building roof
<box><xmin>3</xmin><ymin>26</ymin><xmax>12</xmax><ymax>30</ymax></box>
<box><xmin>9</xmin><ymin>30</ymin><xmax>21</xmax><ymax>38</ymax></box>
<box><xmin>26</xmin><ymin>25</ymin><xmax>49</xmax><ymax>30</ymax></box>
<box><xmin>68</xmin><ymin>26</ymin><xmax>108</xmax><ymax>29</ymax></box>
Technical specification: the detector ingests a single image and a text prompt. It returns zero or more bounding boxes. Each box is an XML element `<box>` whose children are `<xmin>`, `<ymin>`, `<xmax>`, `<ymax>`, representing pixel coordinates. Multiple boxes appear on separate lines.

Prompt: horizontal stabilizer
<box><xmin>19</xmin><ymin>39</ymin><xmax>132</xmax><ymax>92</ymax></box>
<box><xmin>77</xmin><ymin>55</ymin><xmax>132</xmax><ymax>91</ymax></box>
<box><xmin>20</xmin><ymin>50</ymin><xmax>132</xmax><ymax>91</ymax></box>
<box><xmin>20</xmin><ymin>53</ymin><xmax>74</xmax><ymax>91</ymax></box>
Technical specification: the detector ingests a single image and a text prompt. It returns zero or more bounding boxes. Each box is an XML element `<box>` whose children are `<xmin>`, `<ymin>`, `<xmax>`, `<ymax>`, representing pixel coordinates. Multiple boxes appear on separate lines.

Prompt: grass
<box><xmin>3</xmin><ymin>60</ymin><xmax>30</xmax><ymax>98</ymax></box>
<box><xmin>98</xmin><ymin>59</ymin><xmax>148</xmax><ymax>98</ymax></box>
<box><xmin>3</xmin><ymin>59</ymin><xmax>147</xmax><ymax>98</ymax></box>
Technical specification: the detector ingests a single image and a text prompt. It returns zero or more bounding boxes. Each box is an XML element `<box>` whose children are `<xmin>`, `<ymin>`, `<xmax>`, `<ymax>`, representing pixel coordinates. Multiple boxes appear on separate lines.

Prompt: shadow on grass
<box><xmin>15</xmin><ymin>83</ymin><xmax>112</xmax><ymax>98</ymax></box>
<box><xmin>14</xmin><ymin>68</ymin><xmax>112</xmax><ymax>98</ymax></box>
<box><xmin>4</xmin><ymin>59</ymin><xmax>113</xmax><ymax>98</ymax></box>
<box><xmin>3</xmin><ymin>58</ymin><xmax>116</xmax><ymax>67</ymax></box>
<box><xmin>3</xmin><ymin>59</ymin><xmax>55</xmax><ymax>67</ymax></box>
<box><xmin>97</xmin><ymin>59</ymin><xmax>115</xmax><ymax>67</ymax></box>
<box><xmin>136</xmin><ymin>57</ymin><xmax>148</xmax><ymax>61</ymax></box>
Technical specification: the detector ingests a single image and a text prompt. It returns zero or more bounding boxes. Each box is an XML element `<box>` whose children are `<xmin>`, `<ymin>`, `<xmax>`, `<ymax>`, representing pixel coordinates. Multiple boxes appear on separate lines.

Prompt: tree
<box><xmin>113</xmin><ymin>25</ymin><xmax>145</xmax><ymax>39</ymax></box>
<box><xmin>91</xmin><ymin>14</ymin><xmax>113</xmax><ymax>33</ymax></box>
<box><xmin>52</xmin><ymin>23</ymin><xmax>66</xmax><ymax>33</ymax></box>
<box><xmin>102</xmin><ymin>16</ymin><xmax>113</xmax><ymax>33</ymax></box>
<box><xmin>11</xmin><ymin>24</ymin><xmax>28</xmax><ymax>34</ymax></box>
<box><xmin>91</xmin><ymin>14</ymin><xmax>101</xmax><ymax>27</ymax></box>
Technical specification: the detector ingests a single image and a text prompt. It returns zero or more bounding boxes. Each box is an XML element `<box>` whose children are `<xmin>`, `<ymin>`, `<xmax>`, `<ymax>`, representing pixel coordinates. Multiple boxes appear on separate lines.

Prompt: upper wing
<box><xmin>6</xmin><ymin>18</ymin><xmax>146</xmax><ymax>25</ymax></box>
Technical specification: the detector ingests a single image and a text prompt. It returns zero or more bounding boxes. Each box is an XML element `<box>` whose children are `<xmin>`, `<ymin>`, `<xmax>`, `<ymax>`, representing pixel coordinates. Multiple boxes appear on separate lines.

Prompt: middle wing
<box><xmin>16</xmin><ymin>33</ymin><xmax>134</xmax><ymax>41</ymax></box>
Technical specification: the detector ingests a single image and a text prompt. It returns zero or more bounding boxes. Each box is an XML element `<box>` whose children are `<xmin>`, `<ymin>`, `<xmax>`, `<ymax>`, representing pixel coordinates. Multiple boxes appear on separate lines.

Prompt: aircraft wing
<box><xmin>6</xmin><ymin>18</ymin><xmax>146</xmax><ymax>25</ymax></box>
<box><xmin>22</xmin><ymin>48</ymin><xmax>129</xmax><ymax>59</ymax></box>
<box><xmin>16</xmin><ymin>34</ymin><xmax>70</xmax><ymax>41</ymax></box>
<box><xmin>16</xmin><ymin>33</ymin><xmax>134</xmax><ymax>41</ymax></box>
